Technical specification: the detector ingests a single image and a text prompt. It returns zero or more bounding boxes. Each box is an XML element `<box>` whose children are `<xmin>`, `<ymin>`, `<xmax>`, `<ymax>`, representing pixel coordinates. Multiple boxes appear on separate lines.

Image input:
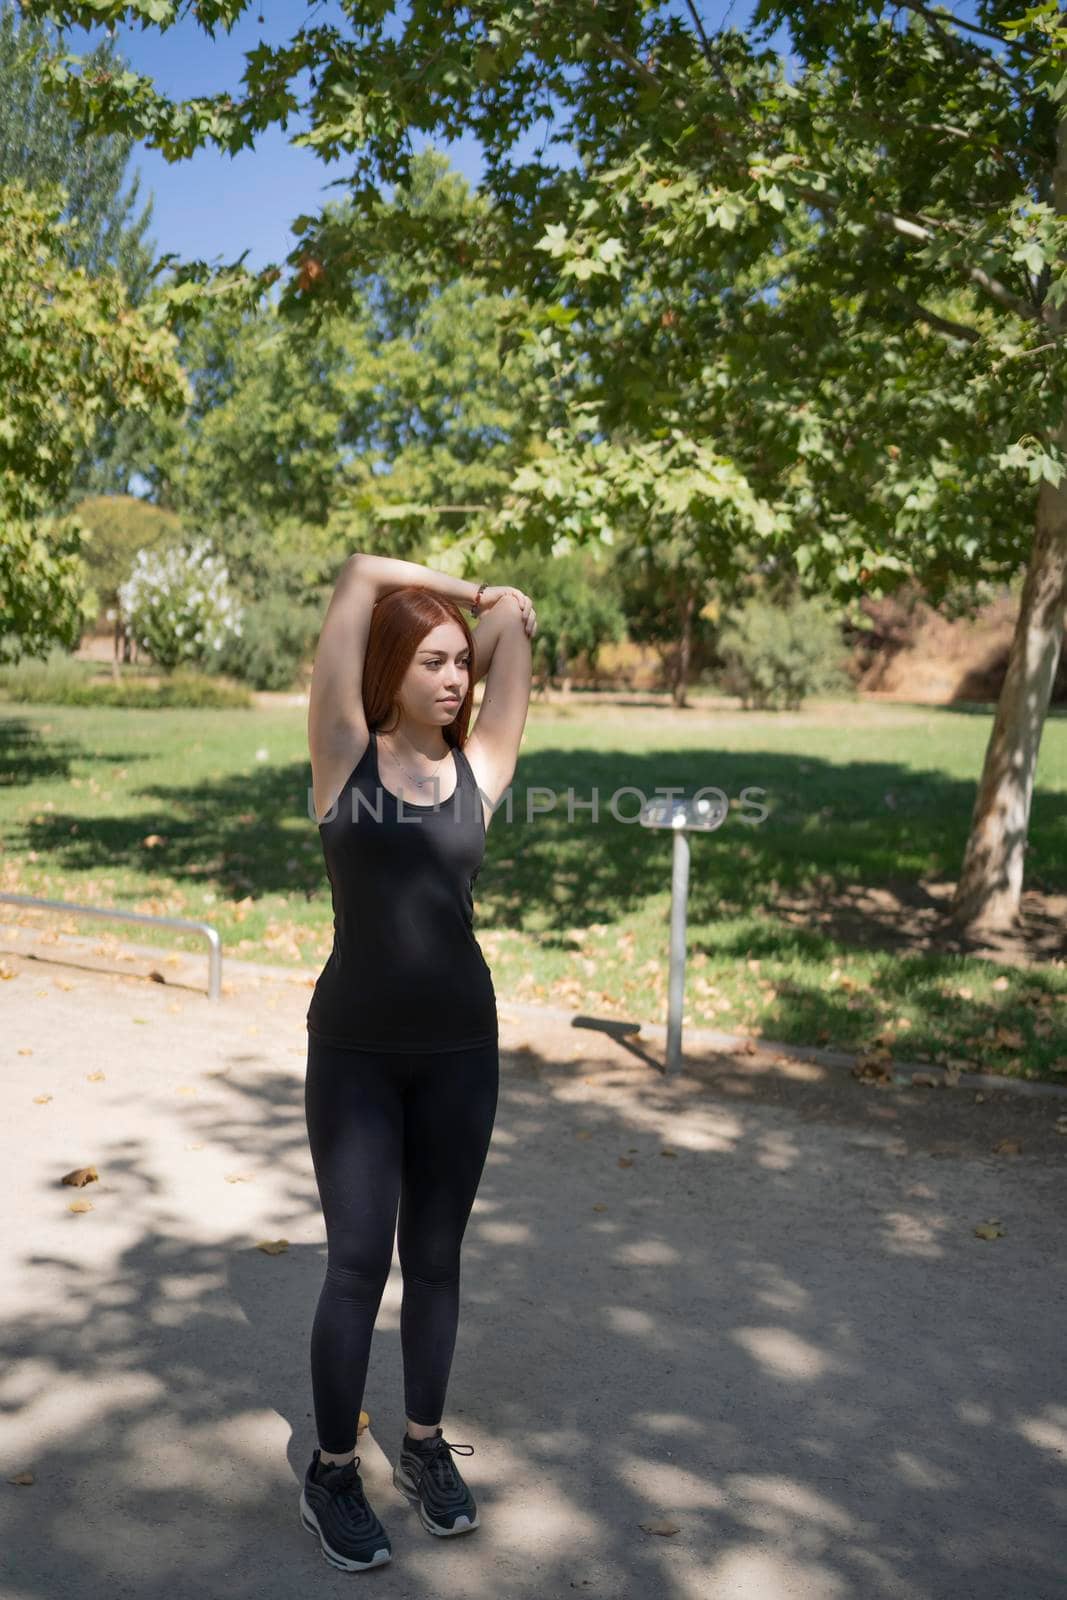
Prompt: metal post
<box><xmin>666</xmin><ymin>826</ymin><xmax>691</xmax><ymax>1074</ymax></box>
<box><xmin>639</xmin><ymin>790</ymin><xmax>727</xmax><ymax>1076</ymax></box>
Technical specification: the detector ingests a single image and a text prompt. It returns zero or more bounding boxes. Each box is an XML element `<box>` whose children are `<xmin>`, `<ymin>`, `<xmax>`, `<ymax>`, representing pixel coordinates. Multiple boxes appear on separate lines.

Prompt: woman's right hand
<box><xmin>476</xmin><ymin>585</ymin><xmax>538</xmax><ymax>637</ymax></box>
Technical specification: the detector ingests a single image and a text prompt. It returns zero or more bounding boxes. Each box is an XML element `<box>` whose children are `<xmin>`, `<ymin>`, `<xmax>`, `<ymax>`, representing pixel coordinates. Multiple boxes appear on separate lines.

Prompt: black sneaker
<box><xmin>299</xmin><ymin>1448</ymin><xmax>392</xmax><ymax>1571</ymax></box>
<box><xmin>392</xmin><ymin>1427</ymin><xmax>479</xmax><ymax>1536</ymax></box>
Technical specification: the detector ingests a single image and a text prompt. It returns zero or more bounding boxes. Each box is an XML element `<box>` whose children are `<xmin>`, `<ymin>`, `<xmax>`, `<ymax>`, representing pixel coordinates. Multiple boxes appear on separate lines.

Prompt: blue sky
<box><xmin>54</xmin><ymin>0</ymin><xmax>764</xmax><ymax>273</ymax></box>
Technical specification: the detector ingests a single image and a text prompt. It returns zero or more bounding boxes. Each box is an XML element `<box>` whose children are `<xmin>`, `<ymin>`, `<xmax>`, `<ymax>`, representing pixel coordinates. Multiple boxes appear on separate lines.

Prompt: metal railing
<box><xmin>0</xmin><ymin>892</ymin><xmax>222</xmax><ymax>1000</ymax></box>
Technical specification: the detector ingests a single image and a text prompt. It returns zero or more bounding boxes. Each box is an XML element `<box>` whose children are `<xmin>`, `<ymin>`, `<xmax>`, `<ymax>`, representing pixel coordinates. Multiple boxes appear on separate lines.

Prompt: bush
<box><xmin>117</xmin><ymin>538</ymin><xmax>244</xmax><ymax>672</ymax></box>
<box><xmin>212</xmin><ymin>590</ymin><xmax>321</xmax><ymax>690</ymax></box>
<box><xmin>716</xmin><ymin>594</ymin><xmax>852</xmax><ymax>710</ymax></box>
<box><xmin>0</xmin><ymin>652</ymin><xmax>251</xmax><ymax>707</ymax></box>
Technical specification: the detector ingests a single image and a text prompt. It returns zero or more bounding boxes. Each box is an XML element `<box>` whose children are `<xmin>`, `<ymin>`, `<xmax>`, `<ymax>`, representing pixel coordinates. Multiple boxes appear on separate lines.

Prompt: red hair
<box><xmin>361</xmin><ymin>587</ymin><xmax>476</xmax><ymax>747</ymax></box>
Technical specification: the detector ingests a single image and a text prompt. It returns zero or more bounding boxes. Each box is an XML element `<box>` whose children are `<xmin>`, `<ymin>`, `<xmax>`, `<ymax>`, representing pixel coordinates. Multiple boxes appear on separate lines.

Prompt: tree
<box><xmin>0</xmin><ymin>4</ymin><xmax>155</xmax><ymax>295</ymax></box>
<box><xmin>1</xmin><ymin>2</ymin><xmax>167</xmax><ymax>500</ymax></box>
<box><xmin>0</xmin><ymin>179</ymin><xmax>188</xmax><ymax>661</ymax></box>
<box><xmin>615</xmin><ymin>537</ymin><xmax>719</xmax><ymax>708</ymax></box>
<box><xmin>25</xmin><ymin>0</ymin><xmax>1067</xmax><ymax>934</ymax></box>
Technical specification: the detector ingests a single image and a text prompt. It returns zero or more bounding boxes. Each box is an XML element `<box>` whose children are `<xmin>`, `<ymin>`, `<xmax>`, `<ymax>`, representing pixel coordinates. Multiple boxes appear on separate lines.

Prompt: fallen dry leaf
<box><xmin>256</xmin><ymin>1239</ymin><xmax>289</xmax><ymax>1255</ymax></box>
<box><xmin>852</xmin><ymin>1057</ymin><xmax>893</xmax><ymax>1084</ymax></box>
<box><xmin>660</xmin><ymin>1149</ymin><xmax>677</xmax><ymax>1159</ymax></box>
<box><xmin>224</xmin><ymin>1172</ymin><xmax>254</xmax><ymax>1184</ymax></box>
<box><xmin>592</xmin><ymin>1203</ymin><xmax>608</xmax><ymax>1213</ymax></box>
<box><xmin>639</xmin><ymin>1520</ymin><xmax>681</xmax><ymax>1536</ymax></box>
<box><xmin>85</xmin><ymin>1071</ymin><xmax>105</xmax><ymax>1083</ymax></box>
<box><xmin>992</xmin><ymin>1138</ymin><xmax>1022</xmax><ymax>1156</ymax></box>
<box><xmin>61</xmin><ymin>1165</ymin><xmax>98</xmax><ymax>1188</ymax></box>
<box><xmin>17</xmin><ymin>1048</ymin><xmax>32</xmax><ymax>1056</ymax></box>
<box><xmin>32</xmin><ymin>1093</ymin><xmax>52</xmax><ymax>1105</ymax></box>
<box><xmin>618</xmin><ymin>1157</ymin><xmax>633</xmax><ymax>1168</ymax></box>
<box><xmin>974</xmin><ymin>1220</ymin><xmax>1005</xmax><ymax>1240</ymax></box>
<box><xmin>7</xmin><ymin>1470</ymin><xmax>34</xmax><ymax>1486</ymax></box>
<box><xmin>68</xmin><ymin>1198</ymin><xmax>94</xmax><ymax>1214</ymax></box>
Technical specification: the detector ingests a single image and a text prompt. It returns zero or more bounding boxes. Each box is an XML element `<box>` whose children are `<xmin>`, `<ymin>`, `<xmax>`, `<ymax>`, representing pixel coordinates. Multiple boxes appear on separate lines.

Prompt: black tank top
<box><xmin>306</xmin><ymin>727</ymin><xmax>497</xmax><ymax>1052</ymax></box>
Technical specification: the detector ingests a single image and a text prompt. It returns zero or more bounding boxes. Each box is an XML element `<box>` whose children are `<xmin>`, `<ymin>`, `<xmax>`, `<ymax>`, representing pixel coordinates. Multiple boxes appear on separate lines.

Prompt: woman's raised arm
<box><xmin>351</xmin><ymin>552</ymin><xmax>484</xmax><ymax>612</ymax></box>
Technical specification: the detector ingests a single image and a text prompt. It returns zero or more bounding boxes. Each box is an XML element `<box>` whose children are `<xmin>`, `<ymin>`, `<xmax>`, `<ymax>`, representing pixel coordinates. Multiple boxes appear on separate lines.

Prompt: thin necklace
<box><xmin>379</xmin><ymin>731</ymin><xmax>450</xmax><ymax>789</ymax></box>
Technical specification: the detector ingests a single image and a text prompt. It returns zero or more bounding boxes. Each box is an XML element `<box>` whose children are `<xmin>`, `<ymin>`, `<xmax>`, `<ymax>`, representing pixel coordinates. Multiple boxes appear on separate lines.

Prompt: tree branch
<box><xmin>597</xmin><ymin>17</ymin><xmax>1043</xmax><ymax>326</ymax></box>
<box><xmin>844</xmin><ymin>103</ymin><xmax>1034</xmax><ymax>176</ymax></box>
<box><xmin>892</xmin><ymin>1</ymin><xmax>1034</xmax><ymax>97</ymax></box>
<box><xmin>894</xmin><ymin>1</ymin><xmax>1040</xmax><ymax>57</ymax></box>
<box><xmin>889</xmin><ymin>290</ymin><xmax>981</xmax><ymax>343</ymax></box>
<box><xmin>684</xmin><ymin>0</ymin><xmax>741</xmax><ymax>106</ymax></box>
<box><xmin>989</xmin><ymin>339</ymin><xmax>1062</xmax><ymax>373</ymax></box>
<box><xmin>794</xmin><ymin>183</ymin><xmax>1042</xmax><ymax>322</ymax></box>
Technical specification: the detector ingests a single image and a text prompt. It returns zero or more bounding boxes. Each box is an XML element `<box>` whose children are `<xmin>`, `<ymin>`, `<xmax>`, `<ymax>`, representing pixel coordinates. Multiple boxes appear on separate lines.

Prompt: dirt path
<box><xmin>1</xmin><ymin>932</ymin><xmax>1064</xmax><ymax>1599</ymax></box>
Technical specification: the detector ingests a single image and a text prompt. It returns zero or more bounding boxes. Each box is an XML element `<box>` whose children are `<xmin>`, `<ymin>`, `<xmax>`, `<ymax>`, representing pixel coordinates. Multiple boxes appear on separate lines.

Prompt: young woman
<box><xmin>298</xmin><ymin>551</ymin><xmax>537</xmax><ymax>1572</ymax></box>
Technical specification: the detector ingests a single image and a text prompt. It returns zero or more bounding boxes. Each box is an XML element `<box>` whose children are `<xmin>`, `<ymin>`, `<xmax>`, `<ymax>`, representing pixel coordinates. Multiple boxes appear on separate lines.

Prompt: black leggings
<box><xmin>304</xmin><ymin>1032</ymin><xmax>499</xmax><ymax>1452</ymax></box>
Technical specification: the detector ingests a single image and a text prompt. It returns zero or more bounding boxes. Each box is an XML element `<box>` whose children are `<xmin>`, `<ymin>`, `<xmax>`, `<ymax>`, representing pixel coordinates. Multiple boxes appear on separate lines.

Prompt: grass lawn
<box><xmin>1</xmin><ymin>690</ymin><xmax>1065</xmax><ymax>1081</ymax></box>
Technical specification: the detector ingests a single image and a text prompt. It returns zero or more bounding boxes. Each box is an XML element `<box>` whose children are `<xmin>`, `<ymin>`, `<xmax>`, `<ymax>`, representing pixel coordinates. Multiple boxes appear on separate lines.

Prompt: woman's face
<box><xmin>398</xmin><ymin>622</ymin><xmax>471</xmax><ymax>726</ymax></box>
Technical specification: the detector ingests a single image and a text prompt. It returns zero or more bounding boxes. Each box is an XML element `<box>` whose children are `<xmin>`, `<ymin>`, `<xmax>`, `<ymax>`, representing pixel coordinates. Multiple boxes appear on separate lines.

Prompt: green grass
<box><xmin>1</xmin><ymin>691</ymin><xmax>1065</xmax><ymax>1081</ymax></box>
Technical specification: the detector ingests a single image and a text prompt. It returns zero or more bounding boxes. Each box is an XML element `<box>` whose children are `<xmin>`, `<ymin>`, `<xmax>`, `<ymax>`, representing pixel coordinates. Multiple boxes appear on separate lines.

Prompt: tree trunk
<box><xmin>672</xmin><ymin>591</ymin><xmax>695</xmax><ymax>708</ymax></box>
<box><xmin>951</xmin><ymin>105</ymin><xmax>1067</xmax><ymax>934</ymax></box>
<box><xmin>950</xmin><ymin>419</ymin><xmax>1067</xmax><ymax>932</ymax></box>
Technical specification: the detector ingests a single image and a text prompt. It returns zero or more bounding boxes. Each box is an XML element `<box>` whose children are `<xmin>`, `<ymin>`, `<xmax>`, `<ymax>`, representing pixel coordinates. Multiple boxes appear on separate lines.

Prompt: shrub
<box><xmin>212</xmin><ymin>590</ymin><xmax>321</xmax><ymax>690</ymax></box>
<box><xmin>117</xmin><ymin>538</ymin><xmax>244</xmax><ymax>672</ymax></box>
<box><xmin>716</xmin><ymin>594</ymin><xmax>852</xmax><ymax>710</ymax></box>
<box><xmin>0</xmin><ymin>651</ymin><xmax>251</xmax><ymax>707</ymax></box>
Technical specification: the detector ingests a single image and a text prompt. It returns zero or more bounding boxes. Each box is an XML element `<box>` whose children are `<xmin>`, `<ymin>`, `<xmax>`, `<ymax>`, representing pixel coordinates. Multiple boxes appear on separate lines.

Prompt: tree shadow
<box><xmin>2</xmin><ymin>1030</ymin><xmax>1063</xmax><ymax>1596</ymax></box>
<box><xmin>0</xmin><ymin>714</ymin><xmax>149</xmax><ymax>793</ymax></box>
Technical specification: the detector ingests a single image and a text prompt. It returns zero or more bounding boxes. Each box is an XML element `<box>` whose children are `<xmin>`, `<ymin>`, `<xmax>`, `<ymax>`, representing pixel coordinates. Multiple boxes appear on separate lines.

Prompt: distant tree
<box><xmin>0</xmin><ymin>3</ymin><xmax>163</xmax><ymax>500</ymax></box>
<box><xmin>614</xmin><ymin>534</ymin><xmax>721</xmax><ymax>709</ymax></box>
<box><xmin>0</xmin><ymin>4</ymin><xmax>155</xmax><ymax>296</ymax></box>
<box><xmin>73</xmin><ymin>493</ymin><xmax>183</xmax><ymax>621</ymax></box>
